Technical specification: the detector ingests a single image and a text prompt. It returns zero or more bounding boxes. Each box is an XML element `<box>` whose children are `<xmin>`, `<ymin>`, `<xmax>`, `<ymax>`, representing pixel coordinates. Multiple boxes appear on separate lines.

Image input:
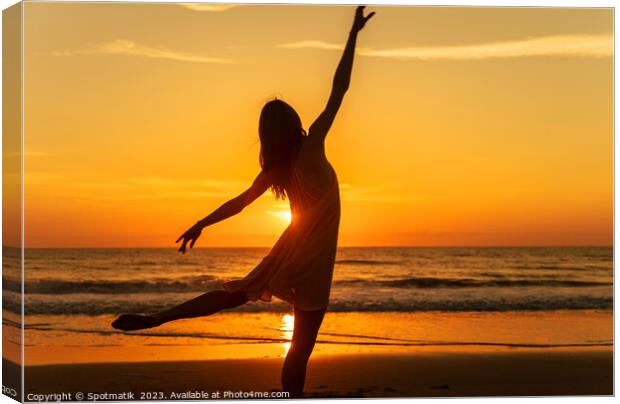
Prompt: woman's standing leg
<box><xmin>281</xmin><ymin>307</ymin><xmax>326</xmax><ymax>397</ymax></box>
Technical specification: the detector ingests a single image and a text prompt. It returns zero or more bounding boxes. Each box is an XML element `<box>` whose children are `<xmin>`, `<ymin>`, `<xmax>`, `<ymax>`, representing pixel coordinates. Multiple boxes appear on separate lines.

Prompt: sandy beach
<box><xmin>22</xmin><ymin>349</ymin><xmax>612</xmax><ymax>399</ymax></box>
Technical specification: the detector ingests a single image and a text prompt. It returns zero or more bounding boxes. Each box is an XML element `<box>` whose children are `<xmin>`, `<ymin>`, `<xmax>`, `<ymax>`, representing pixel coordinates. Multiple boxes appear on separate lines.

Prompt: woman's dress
<box><xmin>223</xmin><ymin>140</ymin><xmax>340</xmax><ymax>311</ymax></box>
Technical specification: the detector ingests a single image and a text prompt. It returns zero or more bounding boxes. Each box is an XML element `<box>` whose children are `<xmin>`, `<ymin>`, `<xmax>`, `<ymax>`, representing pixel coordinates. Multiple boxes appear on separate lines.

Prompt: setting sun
<box><xmin>269</xmin><ymin>209</ymin><xmax>293</xmax><ymax>224</ymax></box>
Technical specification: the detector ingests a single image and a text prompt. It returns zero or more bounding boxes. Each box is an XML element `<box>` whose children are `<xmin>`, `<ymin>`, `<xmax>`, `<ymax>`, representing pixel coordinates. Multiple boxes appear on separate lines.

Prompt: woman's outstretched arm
<box><xmin>175</xmin><ymin>170</ymin><xmax>272</xmax><ymax>253</ymax></box>
<box><xmin>308</xmin><ymin>6</ymin><xmax>375</xmax><ymax>146</ymax></box>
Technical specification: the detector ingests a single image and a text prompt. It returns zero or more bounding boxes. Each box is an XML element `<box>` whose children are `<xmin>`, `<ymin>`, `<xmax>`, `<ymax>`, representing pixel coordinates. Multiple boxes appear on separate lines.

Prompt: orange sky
<box><xmin>15</xmin><ymin>3</ymin><xmax>613</xmax><ymax>247</ymax></box>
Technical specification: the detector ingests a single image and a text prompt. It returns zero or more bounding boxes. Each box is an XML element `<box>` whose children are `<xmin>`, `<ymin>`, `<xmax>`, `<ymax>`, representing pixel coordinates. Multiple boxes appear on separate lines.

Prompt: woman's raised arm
<box><xmin>176</xmin><ymin>170</ymin><xmax>272</xmax><ymax>253</ymax></box>
<box><xmin>308</xmin><ymin>6</ymin><xmax>375</xmax><ymax>146</ymax></box>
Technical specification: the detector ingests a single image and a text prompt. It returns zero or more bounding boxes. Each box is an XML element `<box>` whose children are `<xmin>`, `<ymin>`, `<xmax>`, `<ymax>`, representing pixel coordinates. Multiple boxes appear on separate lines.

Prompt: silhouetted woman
<box><xmin>113</xmin><ymin>6</ymin><xmax>375</xmax><ymax>397</ymax></box>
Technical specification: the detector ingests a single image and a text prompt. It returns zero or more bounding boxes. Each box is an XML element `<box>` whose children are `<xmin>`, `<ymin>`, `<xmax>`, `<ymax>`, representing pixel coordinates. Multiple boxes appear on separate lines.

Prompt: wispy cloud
<box><xmin>278</xmin><ymin>40</ymin><xmax>344</xmax><ymax>51</ymax></box>
<box><xmin>278</xmin><ymin>34</ymin><xmax>613</xmax><ymax>60</ymax></box>
<box><xmin>52</xmin><ymin>39</ymin><xmax>233</xmax><ymax>64</ymax></box>
<box><xmin>180</xmin><ymin>3</ymin><xmax>240</xmax><ymax>12</ymax></box>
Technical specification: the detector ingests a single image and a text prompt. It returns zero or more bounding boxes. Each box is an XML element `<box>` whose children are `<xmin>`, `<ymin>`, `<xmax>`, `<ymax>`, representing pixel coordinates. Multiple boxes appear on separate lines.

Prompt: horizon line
<box><xmin>4</xmin><ymin>245</ymin><xmax>614</xmax><ymax>249</ymax></box>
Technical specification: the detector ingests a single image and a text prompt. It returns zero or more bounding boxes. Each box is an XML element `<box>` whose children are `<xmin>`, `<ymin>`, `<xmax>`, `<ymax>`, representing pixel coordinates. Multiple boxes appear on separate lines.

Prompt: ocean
<box><xmin>2</xmin><ymin>247</ymin><xmax>614</xmax><ymax>364</ymax></box>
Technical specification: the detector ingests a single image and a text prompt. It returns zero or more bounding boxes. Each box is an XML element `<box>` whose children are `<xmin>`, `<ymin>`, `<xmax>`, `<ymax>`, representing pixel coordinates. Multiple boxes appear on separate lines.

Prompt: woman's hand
<box><xmin>176</xmin><ymin>222</ymin><xmax>203</xmax><ymax>254</ymax></box>
<box><xmin>352</xmin><ymin>5</ymin><xmax>375</xmax><ymax>33</ymax></box>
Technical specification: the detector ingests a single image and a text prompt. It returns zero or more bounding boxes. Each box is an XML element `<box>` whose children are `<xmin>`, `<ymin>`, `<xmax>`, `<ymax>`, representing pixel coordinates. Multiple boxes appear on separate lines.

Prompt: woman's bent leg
<box><xmin>281</xmin><ymin>307</ymin><xmax>326</xmax><ymax>397</ymax></box>
<box><xmin>112</xmin><ymin>290</ymin><xmax>249</xmax><ymax>331</ymax></box>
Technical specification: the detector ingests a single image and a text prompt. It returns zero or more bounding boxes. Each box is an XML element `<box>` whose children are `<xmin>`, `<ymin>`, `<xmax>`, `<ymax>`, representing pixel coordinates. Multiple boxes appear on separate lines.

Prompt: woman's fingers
<box><xmin>176</xmin><ymin>230</ymin><xmax>190</xmax><ymax>243</ymax></box>
<box><xmin>176</xmin><ymin>227</ymin><xmax>201</xmax><ymax>253</ymax></box>
<box><xmin>356</xmin><ymin>6</ymin><xmax>365</xmax><ymax>21</ymax></box>
<box><xmin>177</xmin><ymin>235</ymin><xmax>197</xmax><ymax>253</ymax></box>
<box><xmin>354</xmin><ymin>6</ymin><xmax>374</xmax><ymax>30</ymax></box>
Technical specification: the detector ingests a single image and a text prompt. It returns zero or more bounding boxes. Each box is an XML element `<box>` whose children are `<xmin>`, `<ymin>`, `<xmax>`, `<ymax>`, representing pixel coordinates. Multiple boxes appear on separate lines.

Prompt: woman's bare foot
<box><xmin>111</xmin><ymin>314</ymin><xmax>163</xmax><ymax>331</ymax></box>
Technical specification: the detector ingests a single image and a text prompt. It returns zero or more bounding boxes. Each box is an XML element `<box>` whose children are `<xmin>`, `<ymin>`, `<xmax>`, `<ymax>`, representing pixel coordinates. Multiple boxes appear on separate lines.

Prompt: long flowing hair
<box><xmin>259</xmin><ymin>99</ymin><xmax>306</xmax><ymax>199</ymax></box>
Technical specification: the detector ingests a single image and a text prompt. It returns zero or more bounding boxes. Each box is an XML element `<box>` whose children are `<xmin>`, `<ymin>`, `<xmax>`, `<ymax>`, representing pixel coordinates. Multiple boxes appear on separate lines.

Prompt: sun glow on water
<box><xmin>280</xmin><ymin>314</ymin><xmax>294</xmax><ymax>356</ymax></box>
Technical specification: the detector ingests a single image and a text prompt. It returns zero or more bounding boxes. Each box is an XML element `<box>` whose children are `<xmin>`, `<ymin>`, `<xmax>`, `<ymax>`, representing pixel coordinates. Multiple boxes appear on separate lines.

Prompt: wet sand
<box><xmin>23</xmin><ymin>349</ymin><xmax>613</xmax><ymax>399</ymax></box>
